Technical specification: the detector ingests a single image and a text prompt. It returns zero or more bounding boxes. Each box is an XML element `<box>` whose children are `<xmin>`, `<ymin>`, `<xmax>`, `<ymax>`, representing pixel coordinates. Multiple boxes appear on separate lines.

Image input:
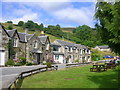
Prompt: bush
<box><xmin>14</xmin><ymin>62</ymin><xmax>23</xmax><ymax>66</ymax></box>
<box><xmin>19</xmin><ymin>57</ymin><xmax>26</xmax><ymax>65</ymax></box>
<box><xmin>5</xmin><ymin>59</ymin><xmax>15</xmax><ymax>66</ymax></box>
<box><xmin>26</xmin><ymin>62</ymin><xmax>33</xmax><ymax>66</ymax></box>
<box><xmin>45</xmin><ymin>62</ymin><xmax>52</xmax><ymax>68</ymax></box>
<box><xmin>75</xmin><ymin>59</ymin><xmax>79</xmax><ymax>63</ymax></box>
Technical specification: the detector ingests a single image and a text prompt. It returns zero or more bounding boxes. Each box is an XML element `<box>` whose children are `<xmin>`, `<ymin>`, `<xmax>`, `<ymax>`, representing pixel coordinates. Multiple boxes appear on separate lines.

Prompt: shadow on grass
<box><xmin>88</xmin><ymin>66</ymin><xmax>120</xmax><ymax>89</ymax></box>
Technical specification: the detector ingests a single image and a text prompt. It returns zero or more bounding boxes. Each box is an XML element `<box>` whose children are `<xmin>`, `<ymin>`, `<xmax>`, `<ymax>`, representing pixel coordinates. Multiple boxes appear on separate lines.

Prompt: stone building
<box><xmin>51</xmin><ymin>40</ymin><xmax>91</xmax><ymax>64</ymax></box>
<box><xmin>0</xmin><ymin>24</ymin><xmax>51</xmax><ymax>66</ymax></box>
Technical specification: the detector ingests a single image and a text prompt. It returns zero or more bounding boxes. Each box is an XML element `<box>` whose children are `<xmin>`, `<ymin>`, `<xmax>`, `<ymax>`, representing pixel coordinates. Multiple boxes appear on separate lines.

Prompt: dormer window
<box><xmin>46</xmin><ymin>43</ymin><xmax>49</xmax><ymax>50</ymax></box>
<box><xmin>13</xmin><ymin>38</ymin><xmax>18</xmax><ymax>47</ymax></box>
<box><xmin>33</xmin><ymin>41</ymin><xmax>37</xmax><ymax>48</ymax></box>
<box><xmin>53</xmin><ymin>45</ymin><xmax>58</xmax><ymax>51</ymax></box>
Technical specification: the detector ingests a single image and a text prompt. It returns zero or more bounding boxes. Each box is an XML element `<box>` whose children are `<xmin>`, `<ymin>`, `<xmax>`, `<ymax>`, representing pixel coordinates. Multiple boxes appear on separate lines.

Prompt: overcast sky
<box><xmin>1</xmin><ymin>0</ymin><xmax>96</xmax><ymax>27</ymax></box>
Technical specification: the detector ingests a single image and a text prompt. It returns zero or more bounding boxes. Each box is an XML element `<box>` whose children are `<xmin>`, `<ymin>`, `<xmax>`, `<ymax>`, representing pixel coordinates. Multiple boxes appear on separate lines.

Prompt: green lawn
<box><xmin>21</xmin><ymin>65</ymin><xmax>120</xmax><ymax>88</ymax></box>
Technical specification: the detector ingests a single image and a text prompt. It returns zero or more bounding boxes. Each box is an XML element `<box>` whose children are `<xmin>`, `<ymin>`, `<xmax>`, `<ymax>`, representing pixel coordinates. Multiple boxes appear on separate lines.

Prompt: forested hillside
<box><xmin>2</xmin><ymin>20</ymin><xmax>105</xmax><ymax>47</ymax></box>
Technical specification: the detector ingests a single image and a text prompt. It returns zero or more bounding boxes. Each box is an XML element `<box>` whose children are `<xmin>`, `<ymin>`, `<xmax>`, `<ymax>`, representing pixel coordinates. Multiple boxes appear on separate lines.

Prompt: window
<box><xmin>33</xmin><ymin>41</ymin><xmax>37</xmax><ymax>48</ymax></box>
<box><xmin>13</xmin><ymin>38</ymin><xmax>18</xmax><ymax>47</ymax></box>
<box><xmin>46</xmin><ymin>44</ymin><xmax>49</xmax><ymax>50</ymax></box>
<box><xmin>71</xmin><ymin>47</ymin><xmax>73</xmax><ymax>52</ymax></box>
<box><xmin>53</xmin><ymin>46</ymin><xmax>59</xmax><ymax>51</ymax></box>
<box><xmin>55</xmin><ymin>55</ymin><xmax>59</xmax><ymax>60</ymax></box>
<box><xmin>69</xmin><ymin>55</ymin><xmax>71</xmax><ymax>58</ymax></box>
<box><xmin>68</xmin><ymin>47</ymin><xmax>71</xmax><ymax>52</ymax></box>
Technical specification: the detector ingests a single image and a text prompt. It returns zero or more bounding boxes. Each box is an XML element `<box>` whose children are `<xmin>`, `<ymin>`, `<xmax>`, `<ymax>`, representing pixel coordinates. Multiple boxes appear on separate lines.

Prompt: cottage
<box><xmin>0</xmin><ymin>24</ymin><xmax>20</xmax><ymax>66</ymax></box>
<box><xmin>51</xmin><ymin>40</ymin><xmax>91</xmax><ymax>64</ymax></box>
<box><xmin>95</xmin><ymin>46</ymin><xmax>110</xmax><ymax>52</ymax></box>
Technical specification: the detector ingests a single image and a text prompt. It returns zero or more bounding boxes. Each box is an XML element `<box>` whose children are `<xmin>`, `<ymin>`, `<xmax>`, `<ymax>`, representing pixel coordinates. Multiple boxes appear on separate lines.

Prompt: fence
<box><xmin>2</xmin><ymin>65</ymin><xmax>58</xmax><ymax>89</ymax></box>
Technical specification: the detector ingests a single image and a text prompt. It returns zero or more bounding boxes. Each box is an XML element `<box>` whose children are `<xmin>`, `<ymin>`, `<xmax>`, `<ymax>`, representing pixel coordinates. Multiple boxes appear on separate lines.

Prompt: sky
<box><xmin>1</xmin><ymin>0</ymin><xmax>96</xmax><ymax>28</ymax></box>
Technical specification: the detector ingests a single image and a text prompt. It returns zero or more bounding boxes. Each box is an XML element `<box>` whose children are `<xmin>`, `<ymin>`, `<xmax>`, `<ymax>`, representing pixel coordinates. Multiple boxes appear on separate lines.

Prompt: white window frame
<box><xmin>33</xmin><ymin>41</ymin><xmax>37</xmax><ymax>48</ymax></box>
<box><xmin>13</xmin><ymin>38</ymin><xmax>18</xmax><ymax>47</ymax></box>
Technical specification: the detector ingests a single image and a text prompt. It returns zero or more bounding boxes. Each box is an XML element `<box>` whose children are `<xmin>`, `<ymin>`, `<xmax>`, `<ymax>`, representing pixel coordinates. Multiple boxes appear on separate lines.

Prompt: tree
<box><xmin>6</xmin><ymin>21</ymin><xmax>13</xmax><ymax>23</ymax></box>
<box><xmin>8</xmin><ymin>40</ymin><xmax>15</xmax><ymax>59</ymax></box>
<box><xmin>8</xmin><ymin>25</ymin><xmax>13</xmax><ymax>30</ymax></box>
<box><xmin>95</xmin><ymin>1</ymin><xmax>120</xmax><ymax>55</ymax></box>
<box><xmin>39</xmin><ymin>23</ymin><xmax>44</xmax><ymax>31</ymax></box>
<box><xmin>18</xmin><ymin>21</ymin><xmax>24</xmax><ymax>26</ymax></box>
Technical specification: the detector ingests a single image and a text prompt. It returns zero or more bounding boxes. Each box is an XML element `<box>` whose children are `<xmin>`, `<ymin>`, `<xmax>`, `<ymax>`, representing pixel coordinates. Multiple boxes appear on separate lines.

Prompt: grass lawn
<box><xmin>21</xmin><ymin>65</ymin><xmax>120</xmax><ymax>88</ymax></box>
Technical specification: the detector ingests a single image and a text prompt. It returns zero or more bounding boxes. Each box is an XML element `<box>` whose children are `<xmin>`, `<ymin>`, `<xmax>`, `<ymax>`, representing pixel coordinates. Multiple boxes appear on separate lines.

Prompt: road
<box><xmin>1</xmin><ymin>65</ymin><xmax>47</xmax><ymax>89</ymax></box>
<box><xmin>0</xmin><ymin>64</ymin><xmax>68</xmax><ymax>89</ymax></box>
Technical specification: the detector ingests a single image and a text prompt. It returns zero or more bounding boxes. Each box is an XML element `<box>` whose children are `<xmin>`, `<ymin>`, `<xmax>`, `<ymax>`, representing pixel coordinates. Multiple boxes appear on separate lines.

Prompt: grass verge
<box><xmin>21</xmin><ymin>65</ymin><xmax>119</xmax><ymax>88</ymax></box>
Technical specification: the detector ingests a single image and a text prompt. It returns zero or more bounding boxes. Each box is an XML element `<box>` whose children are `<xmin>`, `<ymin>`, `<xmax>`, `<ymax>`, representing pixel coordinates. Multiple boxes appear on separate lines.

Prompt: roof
<box><xmin>75</xmin><ymin>44</ymin><xmax>82</xmax><ymax>49</ymax></box>
<box><xmin>50</xmin><ymin>43</ymin><xmax>61</xmax><ymax>47</ymax></box>
<box><xmin>55</xmin><ymin>40</ymin><xmax>75</xmax><ymax>47</ymax></box>
<box><xmin>18</xmin><ymin>32</ymin><xmax>34</xmax><ymax>42</ymax></box>
<box><xmin>6</xmin><ymin>29</ymin><xmax>17</xmax><ymax>37</ymax></box>
<box><xmin>38</xmin><ymin>36</ymin><xmax>48</xmax><ymax>44</ymax></box>
<box><xmin>0</xmin><ymin>24</ymin><xmax>10</xmax><ymax>37</ymax></box>
<box><xmin>97</xmin><ymin>46</ymin><xmax>109</xmax><ymax>49</ymax></box>
<box><xmin>18</xmin><ymin>32</ymin><xmax>26</xmax><ymax>42</ymax></box>
<box><xmin>52</xmin><ymin>51</ymin><xmax>64</xmax><ymax>55</ymax></box>
<box><xmin>81</xmin><ymin>45</ymin><xmax>88</xmax><ymax>49</ymax></box>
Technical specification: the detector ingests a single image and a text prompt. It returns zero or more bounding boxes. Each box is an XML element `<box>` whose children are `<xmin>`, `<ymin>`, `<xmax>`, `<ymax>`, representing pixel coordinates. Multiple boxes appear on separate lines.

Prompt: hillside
<box><xmin>1</xmin><ymin>23</ymin><xmax>74</xmax><ymax>43</ymax></box>
<box><xmin>62</xmin><ymin>27</ymin><xmax>76</xmax><ymax>33</ymax></box>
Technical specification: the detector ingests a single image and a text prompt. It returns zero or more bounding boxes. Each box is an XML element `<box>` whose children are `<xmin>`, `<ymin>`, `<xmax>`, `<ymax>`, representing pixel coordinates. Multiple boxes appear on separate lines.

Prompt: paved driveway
<box><xmin>1</xmin><ymin>65</ymin><xmax>47</xmax><ymax>89</ymax></box>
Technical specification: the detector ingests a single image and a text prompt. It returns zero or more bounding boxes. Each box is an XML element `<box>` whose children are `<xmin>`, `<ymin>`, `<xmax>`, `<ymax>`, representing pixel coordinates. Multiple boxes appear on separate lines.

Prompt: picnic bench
<box><xmin>105</xmin><ymin>62</ymin><xmax>117</xmax><ymax>69</ymax></box>
<box><xmin>90</xmin><ymin>64</ymin><xmax>107</xmax><ymax>72</ymax></box>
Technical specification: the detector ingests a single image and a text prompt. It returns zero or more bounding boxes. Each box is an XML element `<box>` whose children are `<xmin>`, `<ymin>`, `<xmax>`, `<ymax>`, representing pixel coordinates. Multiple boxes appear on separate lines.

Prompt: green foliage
<box><xmin>6</xmin><ymin>21</ymin><xmax>13</xmax><ymax>23</ymax></box>
<box><xmin>5</xmin><ymin>59</ymin><xmax>15</xmax><ymax>66</ymax></box>
<box><xmin>45</xmin><ymin>62</ymin><xmax>52</xmax><ymax>68</ymax></box>
<box><xmin>8</xmin><ymin>40</ymin><xmax>15</xmax><ymax>59</ymax></box>
<box><xmin>95</xmin><ymin>2</ymin><xmax>120</xmax><ymax>55</ymax></box>
<box><xmin>19</xmin><ymin>57</ymin><xmax>26</xmax><ymax>65</ymax></box>
<box><xmin>18</xmin><ymin>21</ymin><xmax>24</xmax><ymax>26</ymax></box>
<box><xmin>75</xmin><ymin>59</ymin><xmax>79</xmax><ymax>63</ymax></box>
<box><xmin>14</xmin><ymin>62</ymin><xmax>23</xmax><ymax>66</ymax></box>
<box><xmin>73</xmin><ymin>25</ymin><xmax>103</xmax><ymax>47</ymax></box>
<box><xmin>23</xmin><ymin>20</ymin><xmax>44</xmax><ymax>31</ymax></box>
<box><xmin>8</xmin><ymin>25</ymin><xmax>13</xmax><ymax>30</ymax></box>
<box><xmin>92</xmin><ymin>53</ymin><xmax>100</xmax><ymax>61</ymax></box>
<box><xmin>26</xmin><ymin>62</ymin><xmax>33</xmax><ymax>66</ymax></box>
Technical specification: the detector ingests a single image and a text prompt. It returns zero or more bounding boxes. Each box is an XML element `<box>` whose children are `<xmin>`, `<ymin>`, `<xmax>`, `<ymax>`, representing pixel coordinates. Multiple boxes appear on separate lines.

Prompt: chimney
<box><xmin>40</xmin><ymin>31</ymin><xmax>45</xmax><ymax>36</ymax></box>
<box><xmin>25</xmin><ymin>28</ymin><xmax>28</xmax><ymax>34</ymax></box>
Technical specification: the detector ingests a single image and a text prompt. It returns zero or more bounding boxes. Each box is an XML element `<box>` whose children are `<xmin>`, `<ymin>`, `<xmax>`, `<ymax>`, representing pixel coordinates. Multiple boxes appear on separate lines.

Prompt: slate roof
<box><xmin>50</xmin><ymin>43</ymin><xmax>61</xmax><ymax>46</ymax></box>
<box><xmin>97</xmin><ymin>46</ymin><xmax>109</xmax><ymax>49</ymax></box>
<box><xmin>38</xmin><ymin>36</ymin><xmax>48</xmax><ymax>44</ymax></box>
<box><xmin>18</xmin><ymin>32</ymin><xmax>34</xmax><ymax>42</ymax></box>
<box><xmin>53</xmin><ymin>40</ymin><xmax>88</xmax><ymax>50</ymax></box>
<box><xmin>55</xmin><ymin>40</ymin><xmax>75</xmax><ymax>47</ymax></box>
<box><xmin>75</xmin><ymin>44</ymin><xmax>82</xmax><ymax>49</ymax></box>
<box><xmin>18</xmin><ymin>32</ymin><xmax>26</xmax><ymax>42</ymax></box>
<box><xmin>0</xmin><ymin>24</ymin><xmax>10</xmax><ymax>37</ymax></box>
<box><xmin>6</xmin><ymin>29</ymin><xmax>17</xmax><ymax>37</ymax></box>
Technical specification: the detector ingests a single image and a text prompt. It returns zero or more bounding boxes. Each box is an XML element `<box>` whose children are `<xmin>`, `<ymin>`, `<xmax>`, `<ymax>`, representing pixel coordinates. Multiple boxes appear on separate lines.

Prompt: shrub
<box><xmin>5</xmin><ymin>59</ymin><xmax>15</xmax><ymax>66</ymax></box>
<box><xmin>75</xmin><ymin>59</ymin><xmax>79</xmax><ymax>63</ymax></box>
<box><xmin>14</xmin><ymin>62</ymin><xmax>23</xmax><ymax>66</ymax></box>
<box><xmin>45</xmin><ymin>62</ymin><xmax>52</xmax><ymax>68</ymax></box>
<box><xmin>19</xmin><ymin>57</ymin><xmax>26</xmax><ymax>65</ymax></box>
<box><xmin>26</xmin><ymin>62</ymin><xmax>33</xmax><ymax>66</ymax></box>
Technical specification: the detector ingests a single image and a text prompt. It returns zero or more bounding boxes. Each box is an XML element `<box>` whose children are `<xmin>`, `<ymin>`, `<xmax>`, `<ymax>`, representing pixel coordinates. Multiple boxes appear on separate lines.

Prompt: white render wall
<box><xmin>54</xmin><ymin>55</ymin><xmax>64</xmax><ymax>64</ymax></box>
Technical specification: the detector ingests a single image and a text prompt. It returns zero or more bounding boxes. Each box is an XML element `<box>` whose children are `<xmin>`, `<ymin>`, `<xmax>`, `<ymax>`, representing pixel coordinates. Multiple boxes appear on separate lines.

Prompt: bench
<box><xmin>90</xmin><ymin>64</ymin><xmax>107</xmax><ymax>72</ymax></box>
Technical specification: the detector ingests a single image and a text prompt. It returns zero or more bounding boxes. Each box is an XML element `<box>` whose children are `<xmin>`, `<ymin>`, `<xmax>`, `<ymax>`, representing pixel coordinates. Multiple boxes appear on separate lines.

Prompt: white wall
<box><xmin>0</xmin><ymin>50</ymin><xmax>5</xmax><ymax>66</ymax></box>
<box><xmin>54</xmin><ymin>55</ymin><xmax>64</xmax><ymax>64</ymax></box>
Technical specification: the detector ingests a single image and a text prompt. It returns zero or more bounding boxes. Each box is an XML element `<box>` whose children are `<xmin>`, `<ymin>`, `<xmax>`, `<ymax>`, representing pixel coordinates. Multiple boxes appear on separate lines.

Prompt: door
<box><xmin>0</xmin><ymin>50</ymin><xmax>5</xmax><ymax>66</ymax></box>
<box><xmin>37</xmin><ymin>53</ymin><xmax>40</xmax><ymax>64</ymax></box>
